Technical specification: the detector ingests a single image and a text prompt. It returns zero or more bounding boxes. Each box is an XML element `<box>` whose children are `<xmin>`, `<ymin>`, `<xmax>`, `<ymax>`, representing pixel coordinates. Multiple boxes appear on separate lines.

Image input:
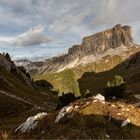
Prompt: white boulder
<box><xmin>55</xmin><ymin>105</ymin><xmax>73</xmax><ymax>123</ymax></box>
<box><xmin>15</xmin><ymin>112</ymin><xmax>47</xmax><ymax>133</ymax></box>
<box><xmin>94</xmin><ymin>94</ymin><xmax>105</xmax><ymax>101</ymax></box>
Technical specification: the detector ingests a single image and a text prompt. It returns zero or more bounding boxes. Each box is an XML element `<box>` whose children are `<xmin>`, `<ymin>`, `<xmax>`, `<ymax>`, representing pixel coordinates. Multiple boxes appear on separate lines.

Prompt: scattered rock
<box><xmin>111</xmin><ymin>104</ymin><xmax>116</xmax><ymax>107</ymax></box>
<box><xmin>119</xmin><ymin>104</ymin><xmax>124</xmax><ymax>107</ymax></box>
<box><xmin>106</xmin><ymin>134</ymin><xmax>110</xmax><ymax>138</ymax></box>
<box><xmin>85</xmin><ymin>101</ymin><xmax>91</xmax><ymax>105</ymax></box>
<box><xmin>101</xmin><ymin>101</ymin><xmax>106</xmax><ymax>104</ymax></box>
<box><xmin>117</xmin><ymin>113</ymin><xmax>122</xmax><ymax>116</ymax></box>
<box><xmin>74</xmin><ymin>105</ymin><xmax>79</xmax><ymax>109</ymax></box>
<box><xmin>133</xmin><ymin>102</ymin><xmax>140</xmax><ymax>107</ymax></box>
<box><xmin>134</xmin><ymin>94</ymin><xmax>140</xmax><ymax>100</ymax></box>
<box><xmin>126</xmin><ymin>108</ymin><xmax>130</xmax><ymax>111</ymax></box>
<box><xmin>41</xmin><ymin>131</ymin><xmax>45</xmax><ymax>134</ymax></box>
<box><xmin>112</xmin><ymin>96</ymin><xmax>116</xmax><ymax>100</ymax></box>
<box><xmin>121</xmin><ymin>119</ymin><xmax>131</xmax><ymax>127</ymax></box>
<box><xmin>92</xmin><ymin>99</ymin><xmax>97</xmax><ymax>103</ymax></box>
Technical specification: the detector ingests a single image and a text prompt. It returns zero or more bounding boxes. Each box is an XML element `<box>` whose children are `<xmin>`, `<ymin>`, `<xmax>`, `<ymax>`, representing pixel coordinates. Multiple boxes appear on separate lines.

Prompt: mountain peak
<box><xmin>57</xmin><ymin>24</ymin><xmax>134</xmax><ymax>64</ymax></box>
<box><xmin>82</xmin><ymin>24</ymin><xmax>133</xmax><ymax>55</ymax></box>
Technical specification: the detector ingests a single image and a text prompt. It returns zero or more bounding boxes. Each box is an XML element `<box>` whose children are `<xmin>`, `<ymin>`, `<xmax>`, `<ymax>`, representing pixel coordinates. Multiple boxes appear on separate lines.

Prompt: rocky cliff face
<box><xmin>19</xmin><ymin>24</ymin><xmax>140</xmax><ymax>75</ymax></box>
<box><xmin>68</xmin><ymin>24</ymin><xmax>132</xmax><ymax>58</ymax></box>
<box><xmin>46</xmin><ymin>24</ymin><xmax>133</xmax><ymax>64</ymax></box>
<box><xmin>0</xmin><ymin>54</ymin><xmax>12</xmax><ymax>72</ymax></box>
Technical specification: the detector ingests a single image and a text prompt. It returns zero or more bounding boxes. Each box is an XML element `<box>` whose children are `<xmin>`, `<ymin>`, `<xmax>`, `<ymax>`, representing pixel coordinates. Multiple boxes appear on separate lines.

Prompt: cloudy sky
<box><xmin>0</xmin><ymin>0</ymin><xmax>140</xmax><ymax>61</ymax></box>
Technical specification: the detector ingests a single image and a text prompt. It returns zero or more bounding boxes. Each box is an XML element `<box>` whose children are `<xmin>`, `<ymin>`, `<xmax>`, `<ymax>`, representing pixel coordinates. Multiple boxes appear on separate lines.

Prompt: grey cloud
<box><xmin>0</xmin><ymin>0</ymin><xmax>140</xmax><ymax>59</ymax></box>
<box><xmin>48</xmin><ymin>0</ymin><xmax>140</xmax><ymax>38</ymax></box>
<box><xmin>49</xmin><ymin>10</ymin><xmax>90</xmax><ymax>32</ymax></box>
<box><xmin>0</xmin><ymin>25</ymin><xmax>51</xmax><ymax>46</ymax></box>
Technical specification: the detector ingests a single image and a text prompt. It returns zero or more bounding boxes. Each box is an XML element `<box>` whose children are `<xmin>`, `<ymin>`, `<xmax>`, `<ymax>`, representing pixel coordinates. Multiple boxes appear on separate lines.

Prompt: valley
<box><xmin>0</xmin><ymin>24</ymin><xmax>140</xmax><ymax>139</ymax></box>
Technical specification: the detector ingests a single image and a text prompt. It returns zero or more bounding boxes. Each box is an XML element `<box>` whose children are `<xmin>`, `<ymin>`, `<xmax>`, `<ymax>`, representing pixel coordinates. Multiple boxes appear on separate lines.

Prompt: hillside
<box><xmin>12</xmin><ymin>95</ymin><xmax>140</xmax><ymax>139</ymax></box>
<box><xmin>0</xmin><ymin>53</ymin><xmax>58</xmax><ymax>135</ymax></box>
<box><xmin>0</xmin><ymin>53</ymin><xmax>57</xmax><ymax>109</ymax></box>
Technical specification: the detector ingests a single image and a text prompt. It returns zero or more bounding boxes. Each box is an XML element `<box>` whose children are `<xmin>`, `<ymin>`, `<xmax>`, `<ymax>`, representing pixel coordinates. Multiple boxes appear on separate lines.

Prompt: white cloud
<box><xmin>49</xmin><ymin>6</ymin><xmax>90</xmax><ymax>32</ymax></box>
<box><xmin>94</xmin><ymin>0</ymin><xmax>118</xmax><ymax>25</ymax></box>
<box><xmin>0</xmin><ymin>25</ymin><xmax>51</xmax><ymax>46</ymax></box>
<box><xmin>0</xmin><ymin>0</ymin><xmax>140</xmax><ymax>59</ymax></box>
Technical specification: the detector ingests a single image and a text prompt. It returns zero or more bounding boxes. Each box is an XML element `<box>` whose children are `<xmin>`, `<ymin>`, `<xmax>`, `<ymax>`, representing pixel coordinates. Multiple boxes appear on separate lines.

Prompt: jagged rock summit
<box><xmin>67</xmin><ymin>24</ymin><xmax>133</xmax><ymax>59</ymax></box>
<box><xmin>46</xmin><ymin>24</ymin><xmax>134</xmax><ymax>64</ymax></box>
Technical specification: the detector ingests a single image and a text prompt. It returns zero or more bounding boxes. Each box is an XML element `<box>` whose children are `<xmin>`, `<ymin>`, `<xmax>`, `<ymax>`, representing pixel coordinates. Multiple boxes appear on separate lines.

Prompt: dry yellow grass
<box><xmin>13</xmin><ymin>97</ymin><xmax>140</xmax><ymax>139</ymax></box>
<box><xmin>1</xmin><ymin>129</ymin><xmax>10</xmax><ymax>140</ymax></box>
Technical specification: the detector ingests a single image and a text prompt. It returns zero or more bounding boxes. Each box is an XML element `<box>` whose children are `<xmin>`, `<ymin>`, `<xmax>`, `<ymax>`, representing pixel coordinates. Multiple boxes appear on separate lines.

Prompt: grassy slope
<box><xmin>1</xmin><ymin>50</ymin><xmax>140</xmax><ymax>138</ymax></box>
<box><xmin>0</xmin><ymin>67</ymin><xmax>58</xmax><ymax>135</ymax></box>
<box><xmin>31</xmin><ymin>51</ymin><xmax>124</xmax><ymax>88</ymax></box>
<box><xmin>0</xmin><ymin>67</ymin><xmax>57</xmax><ymax>106</ymax></box>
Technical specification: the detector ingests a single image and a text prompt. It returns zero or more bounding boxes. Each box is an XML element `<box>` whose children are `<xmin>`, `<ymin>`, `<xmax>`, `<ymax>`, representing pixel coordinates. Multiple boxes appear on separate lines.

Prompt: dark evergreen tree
<box><xmin>18</xmin><ymin>66</ymin><xmax>31</xmax><ymax>79</ymax></box>
<box><xmin>56</xmin><ymin>92</ymin><xmax>76</xmax><ymax>109</ymax></box>
<box><xmin>3</xmin><ymin>52</ymin><xmax>11</xmax><ymax>61</ymax></box>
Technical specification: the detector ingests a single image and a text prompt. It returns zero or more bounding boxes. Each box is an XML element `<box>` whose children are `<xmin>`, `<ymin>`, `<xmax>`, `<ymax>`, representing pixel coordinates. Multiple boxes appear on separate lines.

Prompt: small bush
<box><xmin>56</xmin><ymin>92</ymin><xmax>76</xmax><ymax>109</ymax></box>
<box><xmin>35</xmin><ymin>80</ymin><xmax>53</xmax><ymax>89</ymax></box>
<box><xmin>106</xmin><ymin>75</ymin><xmax>125</xmax><ymax>87</ymax></box>
<box><xmin>18</xmin><ymin>66</ymin><xmax>31</xmax><ymax>79</ymax></box>
<box><xmin>104</xmin><ymin>75</ymin><xmax>125</xmax><ymax>98</ymax></box>
<box><xmin>3</xmin><ymin>52</ymin><xmax>11</xmax><ymax>61</ymax></box>
<box><xmin>85</xmin><ymin>89</ymin><xmax>91</xmax><ymax>98</ymax></box>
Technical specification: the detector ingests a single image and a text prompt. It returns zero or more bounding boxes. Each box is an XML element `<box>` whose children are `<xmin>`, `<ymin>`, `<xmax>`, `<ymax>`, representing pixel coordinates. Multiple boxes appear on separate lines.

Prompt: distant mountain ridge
<box><xmin>15</xmin><ymin>24</ymin><xmax>140</xmax><ymax>76</ymax></box>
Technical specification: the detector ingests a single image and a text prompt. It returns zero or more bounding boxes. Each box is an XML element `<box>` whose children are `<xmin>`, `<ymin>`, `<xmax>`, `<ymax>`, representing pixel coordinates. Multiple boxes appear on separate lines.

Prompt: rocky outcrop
<box><xmin>0</xmin><ymin>53</ymin><xmax>32</xmax><ymax>86</ymax></box>
<box><xmin>81</xmin><ymin>24</ymin><xmax>133</xmax><ymax>55</ymax></box>
<box><xmin>0</xmin><ymin>54</ymin><xmax>12</xmax><ymax>72</ymax></box>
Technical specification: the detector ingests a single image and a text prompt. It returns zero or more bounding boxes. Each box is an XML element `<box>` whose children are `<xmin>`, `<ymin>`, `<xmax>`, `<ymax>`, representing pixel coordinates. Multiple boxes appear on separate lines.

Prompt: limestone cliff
<box><xmin>45</xmin><ymin>24</ymin><xmax>133</xmax><ymax>65</ymax></box>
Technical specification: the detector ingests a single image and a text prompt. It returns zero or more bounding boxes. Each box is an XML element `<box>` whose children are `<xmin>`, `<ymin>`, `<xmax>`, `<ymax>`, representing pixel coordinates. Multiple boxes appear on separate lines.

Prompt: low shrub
<box><xmin>104</xmin><ymin>75</ymin><xmax>125</xmax><ymax>98</ymax></box>
<box><xmin>56</xmin><ymin>92</ymin><xmax>76</xmax><ymax>109</ymax></box>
